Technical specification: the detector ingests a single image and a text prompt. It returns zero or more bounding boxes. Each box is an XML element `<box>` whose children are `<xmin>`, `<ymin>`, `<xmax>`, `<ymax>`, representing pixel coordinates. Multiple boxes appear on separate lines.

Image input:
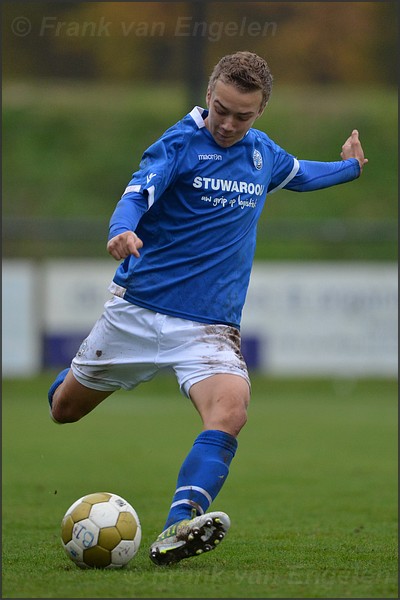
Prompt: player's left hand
<box><xmin>340</xmin><ymin>129</ymin><xmax>368</xmax><ymax>173</ymax></box>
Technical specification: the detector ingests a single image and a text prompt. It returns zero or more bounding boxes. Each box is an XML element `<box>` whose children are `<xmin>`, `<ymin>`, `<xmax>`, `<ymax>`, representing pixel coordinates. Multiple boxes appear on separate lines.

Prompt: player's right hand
<box><xmin>107</xmin><ymin>231</ymin><xmax>143</xmax><ymax>260</ymax></box>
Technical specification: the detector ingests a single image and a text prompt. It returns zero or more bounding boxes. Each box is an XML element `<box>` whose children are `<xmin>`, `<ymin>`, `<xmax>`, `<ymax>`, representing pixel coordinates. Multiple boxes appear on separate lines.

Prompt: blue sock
<box><xmin>163</xmin><ymin>429</ymin><xmax>238</xmax><ymax>529</ymax></box>
<box><xmin>48</xmin><ymin>368</ymin><xmax>70</xmax><ymax>409</ymax></box>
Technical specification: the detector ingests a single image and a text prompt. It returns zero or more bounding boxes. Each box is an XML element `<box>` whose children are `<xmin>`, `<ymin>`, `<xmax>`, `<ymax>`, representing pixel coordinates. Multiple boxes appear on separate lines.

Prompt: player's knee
<box><xmin>233</xmin><ymin>386</ymin><xmax>250</xmax><ymax>428</ymax></box>
<box><xmin>51</xmin><ymin>404</ymin><xmax>82</xmax><ymax>424</ymax></box>
<box><xmin>219</xmin><ymin>407</ymin><xmax>247</xmax><ymax>437</ymax></box>
<box><xmin>212</xmin><ymin>392</ymin><xmax>249</xmax><ymax>436</ymax></box>
<box><xmin>230</xmin><ymin>401</ymin><xmax>248</xmax><ymax>435</ymax></box>
<box><xmin>51</xmin><ymin>392</ymin><xmax>84</xmax><ymax>424</ymax></box>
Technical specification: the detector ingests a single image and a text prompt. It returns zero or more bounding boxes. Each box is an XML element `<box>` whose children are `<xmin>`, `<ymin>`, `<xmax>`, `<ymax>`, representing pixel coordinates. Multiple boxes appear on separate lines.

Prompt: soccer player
<box><xmin>48</xmin><ymin>51</ymin><xmax>367</xmax><ymax>565</ymax></box>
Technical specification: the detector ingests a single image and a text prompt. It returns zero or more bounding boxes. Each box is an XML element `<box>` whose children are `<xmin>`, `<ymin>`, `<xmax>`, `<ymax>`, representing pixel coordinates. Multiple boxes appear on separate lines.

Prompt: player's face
<box><xmin>205</xmin><ymin>80</ymin><xmax>264</xmax><ymax>148</ymax></box>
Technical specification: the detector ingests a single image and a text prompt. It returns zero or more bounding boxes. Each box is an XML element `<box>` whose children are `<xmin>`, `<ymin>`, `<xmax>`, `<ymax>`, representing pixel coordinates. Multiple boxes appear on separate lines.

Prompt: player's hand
<box><xmin>340</xmin><ymin>129</ymin><xmax>368</xmax><ymax>173</ymax></box>
<box><xmin>107</xmin><ymin>231</ymin><xmax>143</xmax><ymax>260</ymax></box>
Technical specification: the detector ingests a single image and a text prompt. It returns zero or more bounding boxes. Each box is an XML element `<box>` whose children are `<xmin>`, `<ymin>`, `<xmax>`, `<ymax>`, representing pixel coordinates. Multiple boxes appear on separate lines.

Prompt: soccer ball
<box><xmin>61</xmin><ymin>492</ymin><xmax>141</xmax><ymax>569</ymax></box>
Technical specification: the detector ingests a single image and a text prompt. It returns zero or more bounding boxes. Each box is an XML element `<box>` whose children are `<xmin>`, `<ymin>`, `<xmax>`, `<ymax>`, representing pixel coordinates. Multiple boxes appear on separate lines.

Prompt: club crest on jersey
<box><xmin>253</xmin><ymin>149</ymin><xmax>263</xmax><ymax>170</ymax></box>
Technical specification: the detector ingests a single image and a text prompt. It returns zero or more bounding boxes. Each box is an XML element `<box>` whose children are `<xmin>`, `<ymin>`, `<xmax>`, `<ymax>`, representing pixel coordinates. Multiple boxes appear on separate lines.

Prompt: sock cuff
<box><xmin>47</xmin><ymin>367</ymin><xmax>70</xmax><ymax>408</ymax></box>
<box><xmin>194</xmin><ymin>429</ymin><xmax>238</xmax><ymax>456</ymax></box>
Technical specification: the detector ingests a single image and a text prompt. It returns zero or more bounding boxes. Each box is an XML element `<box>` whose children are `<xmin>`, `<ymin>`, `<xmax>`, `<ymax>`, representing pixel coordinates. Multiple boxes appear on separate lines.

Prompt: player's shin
<box><xmin>163</xmin><ymin>429</ymin><xmax>238</xmax><ymax>529</ymax></box>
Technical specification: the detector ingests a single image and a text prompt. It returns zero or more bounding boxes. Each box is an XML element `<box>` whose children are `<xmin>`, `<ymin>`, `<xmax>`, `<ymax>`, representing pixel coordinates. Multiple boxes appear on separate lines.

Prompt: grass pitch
<box><xmin>2</xmin><ymin>373</ymin><xmax>398</xmax><ymax>598</ymax></box>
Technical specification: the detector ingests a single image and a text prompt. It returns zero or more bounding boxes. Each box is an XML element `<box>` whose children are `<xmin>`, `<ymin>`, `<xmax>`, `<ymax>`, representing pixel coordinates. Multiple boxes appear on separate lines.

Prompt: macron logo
<box><xmin>198</xmin><ymin>153</ymin><xmax>223</xmax><ymax>161</ymax></box>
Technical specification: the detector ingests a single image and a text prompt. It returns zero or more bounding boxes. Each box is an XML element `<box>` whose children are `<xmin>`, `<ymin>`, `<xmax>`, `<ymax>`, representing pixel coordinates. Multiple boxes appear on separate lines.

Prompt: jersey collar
<box><xmin>189</xmin><ymin>106</ymin><xmax>207</xmax><ymax>129</ymax></box>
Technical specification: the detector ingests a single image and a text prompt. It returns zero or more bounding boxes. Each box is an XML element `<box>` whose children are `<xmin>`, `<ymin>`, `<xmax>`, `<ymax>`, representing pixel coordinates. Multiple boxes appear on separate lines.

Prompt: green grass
<box><xmin>2</xmin><ymin>373</ymin><xmax>398</xmax><ymax>598</ymax></box>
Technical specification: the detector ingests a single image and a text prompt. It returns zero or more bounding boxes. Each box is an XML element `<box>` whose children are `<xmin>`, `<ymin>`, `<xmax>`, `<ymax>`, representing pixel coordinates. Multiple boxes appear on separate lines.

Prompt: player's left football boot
<box><xmin>149</xmin><ymin>511</ymin><xmax>230</xmax><ymax>566</ymax></box>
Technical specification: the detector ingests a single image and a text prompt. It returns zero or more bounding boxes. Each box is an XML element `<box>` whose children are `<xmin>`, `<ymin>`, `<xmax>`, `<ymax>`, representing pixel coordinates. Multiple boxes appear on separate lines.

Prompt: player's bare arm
<box><xmin>340</xmin><ymin>129</ymin><xmax>368</xmax><ymax>172</ymax></box>
<box><xmin>107</xmin><ymin>231</ymin><xmax>143</xmax><ymax>260</ymax></box>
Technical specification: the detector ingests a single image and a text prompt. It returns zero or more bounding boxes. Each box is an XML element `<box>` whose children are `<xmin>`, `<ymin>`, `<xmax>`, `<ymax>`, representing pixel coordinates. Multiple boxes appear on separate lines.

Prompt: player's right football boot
<box><xmin>149</xmin><ymin>511</ymin><xmax>230</xmax><ymax>566</ymax></box>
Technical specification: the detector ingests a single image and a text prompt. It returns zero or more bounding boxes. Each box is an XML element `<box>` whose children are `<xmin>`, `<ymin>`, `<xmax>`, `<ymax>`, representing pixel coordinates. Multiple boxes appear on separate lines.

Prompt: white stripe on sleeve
<box><xmin>122</xmin><ymin>184</ymin><xmax>141</xmax><ymax>196</ymax></box>
<box><xmin>147</xmin><ymin>185</ymin><xmax>155</xmax><ymax>209</ymax></box>
<box><xmin>268</xmin><ymin>158</ymin><xmax>300</xmax><ymax>194</ymax></box>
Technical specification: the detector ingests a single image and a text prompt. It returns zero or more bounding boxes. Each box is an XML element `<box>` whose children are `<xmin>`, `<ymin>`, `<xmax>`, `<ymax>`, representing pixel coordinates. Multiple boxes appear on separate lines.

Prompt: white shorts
<box><xmin>71</xmin><ymin>296</ymin><xmax>250</xmax><ymax>398</ymax></box>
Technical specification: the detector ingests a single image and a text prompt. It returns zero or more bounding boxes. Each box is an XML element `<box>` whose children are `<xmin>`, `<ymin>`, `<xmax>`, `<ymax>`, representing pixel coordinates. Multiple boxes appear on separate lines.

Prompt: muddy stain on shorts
<box><xmin>201</xmin><ymin>324</ymin><xmax>248</xmax><ymax>374</ymax></box>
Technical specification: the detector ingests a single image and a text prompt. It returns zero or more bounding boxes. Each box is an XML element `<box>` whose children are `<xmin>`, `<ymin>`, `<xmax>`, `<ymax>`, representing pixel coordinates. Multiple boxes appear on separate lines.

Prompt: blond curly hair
<box><xmin>208</xmin><ymin>51</ymin><xmax>273</xmax><ymax>110</ymax></box>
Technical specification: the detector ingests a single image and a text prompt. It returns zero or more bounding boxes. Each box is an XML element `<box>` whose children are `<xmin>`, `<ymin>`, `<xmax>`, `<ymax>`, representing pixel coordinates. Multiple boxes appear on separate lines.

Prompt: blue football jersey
<box><xmin>108</xmin><ymin>107</ymin><xmax>358</xmax><ymax>328</ymax></box>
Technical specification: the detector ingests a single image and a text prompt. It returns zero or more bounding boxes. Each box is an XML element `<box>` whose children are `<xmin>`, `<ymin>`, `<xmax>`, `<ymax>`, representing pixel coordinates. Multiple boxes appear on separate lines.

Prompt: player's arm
<box><xmin>107</xmin><ymin>192</ymin><xmax>147</xmax><ymax>260</ymax></box>
<box><xmin>107</xmin><ymin>125</ymin><xmax>183</xmax><ymax>260</ymax></box>
<box><xmin>286</xmin><ymin>130</ymin><xmax>368</xmax><ymax>192</ymax></box>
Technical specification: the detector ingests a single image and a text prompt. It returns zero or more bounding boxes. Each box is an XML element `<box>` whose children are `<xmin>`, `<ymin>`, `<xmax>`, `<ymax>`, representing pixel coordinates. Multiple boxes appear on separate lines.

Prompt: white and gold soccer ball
<box><xmin>61</xmin><ymin>492</ymin><xmax>141</xmax><ymax>569</ymax></box>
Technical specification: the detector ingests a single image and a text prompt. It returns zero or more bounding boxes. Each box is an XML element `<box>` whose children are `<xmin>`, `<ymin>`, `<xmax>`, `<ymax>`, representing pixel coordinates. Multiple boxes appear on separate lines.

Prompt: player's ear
<box><xmin>206</xmin><ymin>87</ymin><xmax>211</xmax><ymax>107</ymax></box>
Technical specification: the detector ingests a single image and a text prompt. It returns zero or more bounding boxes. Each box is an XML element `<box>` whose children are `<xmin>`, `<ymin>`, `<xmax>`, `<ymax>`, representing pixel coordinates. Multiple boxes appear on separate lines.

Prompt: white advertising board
<box><xmin>42</xmin><ymin>259</ymin><xmax>116</xmax><ymax>332</ymax></box>
<box><xmin>2</xmin><ymin>260</ymin><xmax>398</xmax><ymax>377</ymax></box>
<box><xmin>241</xmin><ymin>262</ymin><xmax>398</xmax><ymax>376</ymax></box>
<box><xmin>2</xmin><ymin>260</ymin><xmax>41</xmax><ymax>375</ymax></box>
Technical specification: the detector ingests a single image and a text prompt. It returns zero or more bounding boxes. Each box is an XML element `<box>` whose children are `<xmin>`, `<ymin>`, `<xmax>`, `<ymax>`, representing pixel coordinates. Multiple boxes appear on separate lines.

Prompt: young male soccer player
<box><xmin>48</xmin><ymin>51</ymin><xmax>368</xmax><ymax>565</ymax></box>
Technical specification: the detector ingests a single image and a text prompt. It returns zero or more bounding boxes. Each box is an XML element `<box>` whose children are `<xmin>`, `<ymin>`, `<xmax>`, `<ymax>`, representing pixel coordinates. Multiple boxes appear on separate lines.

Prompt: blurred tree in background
<box><xmin>3</xmin><ymin>1</ymin><xmax>397</xmax><ymax>85</ymax></box>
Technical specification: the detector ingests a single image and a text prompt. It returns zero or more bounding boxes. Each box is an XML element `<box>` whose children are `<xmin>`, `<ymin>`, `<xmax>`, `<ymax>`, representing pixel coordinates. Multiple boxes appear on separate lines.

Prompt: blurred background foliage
<box><xmin>2</xmin><ymin>1</ymin><xmax>398</xmax><ymax>260</ymax></box>
<box><xmin>3</xmin><ymin>2</ymin><xmax>397</xmax><ymax>85</ymax></box>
